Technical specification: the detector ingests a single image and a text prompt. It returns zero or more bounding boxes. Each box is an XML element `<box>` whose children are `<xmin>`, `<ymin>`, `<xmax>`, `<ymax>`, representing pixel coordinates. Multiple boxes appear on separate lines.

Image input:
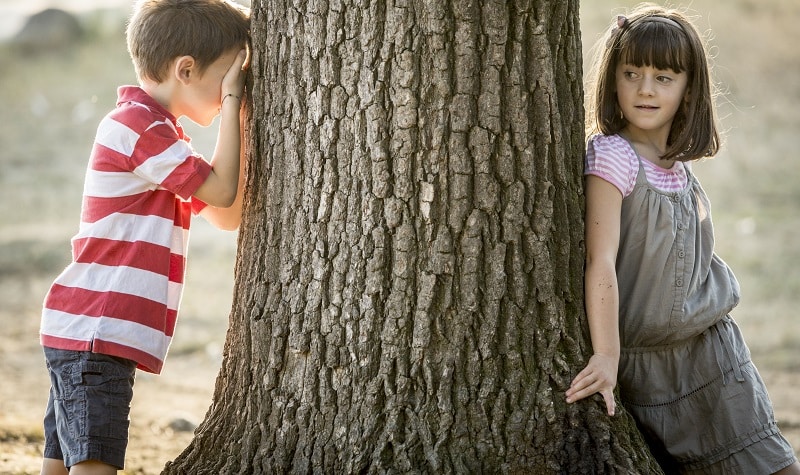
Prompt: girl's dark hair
<box><xmin>587</xmin><ymin>3</ymin><xmax>719</xmax><ymax>161</ymax></box>
<box><xmin>127</xmin><ymin>0</ymin><xmax>250</xmax><ymax>83</ymax></box>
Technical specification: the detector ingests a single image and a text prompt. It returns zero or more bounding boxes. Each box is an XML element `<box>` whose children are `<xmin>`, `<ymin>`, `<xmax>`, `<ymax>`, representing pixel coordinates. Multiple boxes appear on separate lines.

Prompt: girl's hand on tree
<box><xmin>566</xmin><ymin>353</ymin><xmax>618</xmax><ymax>416</ymax></box>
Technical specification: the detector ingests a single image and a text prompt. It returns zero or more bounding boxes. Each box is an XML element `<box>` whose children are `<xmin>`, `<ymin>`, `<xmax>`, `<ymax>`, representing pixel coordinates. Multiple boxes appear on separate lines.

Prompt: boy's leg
<box><xmin>774</xmin><ymin>461</ymin><xmax>800</xmax><ymax>475</ymax></box>
<box><xmin>69</xmin><ymin>460</ymin><xmax>118</xmax><ymax>475</ymax></box>
<box><xmin>41</xmin><ymin>457</ymin><xmax>69</xmax><ymax>475</ymax></box>
<box><xmin>42</xmin><ymin>347</ymin><xmax>136</xmax><ymax>472</ymax></box>
<box><xmin>42</xmin><ymin>458</ymin><xmax>69</xmax><ymax>475</ymax></box>
<box><xmin>42</xmin><ymin>458</ymin><xmax>116</xmax><ymax>475</ymax></box>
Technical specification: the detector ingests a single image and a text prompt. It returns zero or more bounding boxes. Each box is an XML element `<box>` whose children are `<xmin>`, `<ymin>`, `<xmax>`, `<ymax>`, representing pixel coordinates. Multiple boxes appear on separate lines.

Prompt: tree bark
<box><xmin>164</xmin><ymin>0</ymin><xmax>661</xmax><ymax>473</ymax></box>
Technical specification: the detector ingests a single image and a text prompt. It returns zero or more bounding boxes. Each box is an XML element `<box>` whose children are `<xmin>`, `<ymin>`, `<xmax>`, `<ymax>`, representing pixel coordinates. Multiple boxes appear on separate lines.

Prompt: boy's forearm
<box><xmin>193</xmin><ymin>49</ymin><xmax>247</xmax><ymax>208</ymax></box>
<box><xmin>209</xmin><ymin>96</ymin><xmax>242</xmax><ymax>203</ymax></box>
<box><xmin>201</xmin><ymin>150</ymin><xmax>245</xmax><ymax>231</ymax></box>
<box><xmin>199</xmin><ymin>101</ymin><xmax>246</xmax><ymax>230</ymax></box>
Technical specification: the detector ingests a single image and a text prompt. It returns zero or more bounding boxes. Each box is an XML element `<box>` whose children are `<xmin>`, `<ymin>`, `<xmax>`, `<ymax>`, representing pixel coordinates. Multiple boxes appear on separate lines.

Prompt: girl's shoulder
<box><xmin>585</xmin><ymin>134</ymin><xmax>638</xmax><ymax>197</ymax></box>
<box><xmin>587</xmin><ymin>133</ymin><xmax>635</xmax><ymax>155</ymax></box>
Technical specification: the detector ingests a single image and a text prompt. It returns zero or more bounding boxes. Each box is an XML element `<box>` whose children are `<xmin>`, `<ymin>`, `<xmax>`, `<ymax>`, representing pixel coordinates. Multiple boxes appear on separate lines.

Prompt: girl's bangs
<box><xmin>618</xmin><ymin>22</ymin><xmax>690</xmax><ymax>72</ymax></box>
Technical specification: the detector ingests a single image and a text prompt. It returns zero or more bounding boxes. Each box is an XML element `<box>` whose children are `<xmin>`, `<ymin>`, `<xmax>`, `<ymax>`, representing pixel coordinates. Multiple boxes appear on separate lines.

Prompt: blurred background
<box><xmin>0</xmin><ymin>0</ymin><xmax>797</xmax><ymax>473</ymax></box>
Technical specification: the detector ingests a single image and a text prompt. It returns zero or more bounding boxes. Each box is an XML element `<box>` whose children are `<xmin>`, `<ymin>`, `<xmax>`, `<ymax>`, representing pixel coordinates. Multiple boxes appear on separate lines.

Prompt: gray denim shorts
<box><xmin>42</xmin><ymin>347</ymin><xmax>137</xmax><ymax>469</ymax></box>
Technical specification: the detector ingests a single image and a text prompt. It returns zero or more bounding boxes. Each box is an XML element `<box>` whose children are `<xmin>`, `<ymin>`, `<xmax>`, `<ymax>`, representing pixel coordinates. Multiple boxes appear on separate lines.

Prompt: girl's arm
<box><xmin>566</xmin><ymin>175</ymin><xmax>622</xmax><ymax>416</ymax></box>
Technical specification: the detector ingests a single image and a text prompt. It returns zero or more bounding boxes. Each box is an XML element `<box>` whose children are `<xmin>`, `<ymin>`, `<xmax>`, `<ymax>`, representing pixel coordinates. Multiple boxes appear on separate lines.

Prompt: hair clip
<box><xmin>606</xmin><ymin>15</ymin><xmax>629</xmax><ymax>47</ymax></box>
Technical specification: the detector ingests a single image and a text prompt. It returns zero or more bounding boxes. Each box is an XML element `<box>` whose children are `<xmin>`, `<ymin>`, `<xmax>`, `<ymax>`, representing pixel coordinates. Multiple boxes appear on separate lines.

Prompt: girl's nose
<box><xmin>638</xmin><ymin>76</ymin><xmax>655</xmax><ymax>95</ymax></box>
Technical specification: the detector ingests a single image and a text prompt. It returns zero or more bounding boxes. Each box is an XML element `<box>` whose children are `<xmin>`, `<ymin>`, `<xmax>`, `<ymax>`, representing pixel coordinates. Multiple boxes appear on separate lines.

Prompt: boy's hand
<box><xmin>566</xmin><ymin>353</ymin><xmax>618</xmax><ymax>416</ymax></box>
<box><xmin>222</xmin><ymin>49</ymin><xmax>248</xmax><ymax>101</ymax></box>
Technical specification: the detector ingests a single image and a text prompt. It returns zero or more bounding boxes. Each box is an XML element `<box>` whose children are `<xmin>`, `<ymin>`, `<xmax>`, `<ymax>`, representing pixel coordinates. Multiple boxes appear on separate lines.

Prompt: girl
<box><xmin>565</xmin><ymin>4</ymin><xmax>800</xmax><ymax>474</ymax></box>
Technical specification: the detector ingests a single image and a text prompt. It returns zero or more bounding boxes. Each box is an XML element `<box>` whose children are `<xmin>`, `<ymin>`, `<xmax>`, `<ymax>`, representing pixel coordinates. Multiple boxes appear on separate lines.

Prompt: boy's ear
<box><xmin>173</xmin><ymin>55</ymin><xmax>196</xmax><ymax>85</ymax></box>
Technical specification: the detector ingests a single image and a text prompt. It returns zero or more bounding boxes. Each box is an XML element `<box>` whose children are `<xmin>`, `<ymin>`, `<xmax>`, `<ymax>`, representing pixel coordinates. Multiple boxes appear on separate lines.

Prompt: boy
<box><xmin>39</xmin><ymin>1</ymin><xmax>250</xmax><ymax>473</ymax></box>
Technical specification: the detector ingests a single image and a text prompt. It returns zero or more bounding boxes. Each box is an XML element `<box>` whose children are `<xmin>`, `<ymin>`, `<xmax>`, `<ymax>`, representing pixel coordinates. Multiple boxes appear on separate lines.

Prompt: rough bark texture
<box><xmin>164</xmin><ymin>0</ymin><xmax>661</xmax><ymax>473</ymax></box>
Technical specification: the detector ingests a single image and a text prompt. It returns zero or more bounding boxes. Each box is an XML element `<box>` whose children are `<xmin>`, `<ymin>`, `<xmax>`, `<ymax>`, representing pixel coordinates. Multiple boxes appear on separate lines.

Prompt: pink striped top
<box><xmin>40</xmin><ymin>86</ymin><xmax>212</xmax><ymax>374</ymax></box>
<box><xmin>585</xmin><ymin>134</ymin><xmax>688</xmax><ymax>196</ymax></box>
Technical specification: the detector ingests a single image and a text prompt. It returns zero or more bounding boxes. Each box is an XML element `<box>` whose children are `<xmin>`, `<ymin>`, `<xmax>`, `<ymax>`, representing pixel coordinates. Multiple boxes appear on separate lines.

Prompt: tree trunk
<box><xmin>165</xmin><ymin>0</ymin><xmax>661</xmax><ymax>473</ymax></box>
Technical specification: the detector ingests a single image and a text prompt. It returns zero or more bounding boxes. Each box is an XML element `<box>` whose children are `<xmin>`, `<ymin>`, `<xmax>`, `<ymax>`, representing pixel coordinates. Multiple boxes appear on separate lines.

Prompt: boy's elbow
<box><xmin>210</xmin><ymin>187</ymin><xmax>237</xmax><ymax>208</ymax></box>
<box><xmin>200</xmin><ymin>206</ymin><xmax>242</xmax><ymax>231</ymax></box>
<box><xmin>219</xmin><ymin>193</ymin><xmax>237</xmax><ymax>209</ymax></box>
<box><xmin>195</xmin><ymin>177</ymin><xmax>238</xmax><ymax>208</ymax></box>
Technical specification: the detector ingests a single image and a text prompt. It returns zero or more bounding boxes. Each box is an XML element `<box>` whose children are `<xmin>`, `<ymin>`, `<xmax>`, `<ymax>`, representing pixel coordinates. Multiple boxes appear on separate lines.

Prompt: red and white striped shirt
<box><xmin>41</xmin><ymin>86</ymin><xmax>212</xmax><ymax>374</ymax></box>
<box><xmin>585</xmin><ymin>134</ymin><xmax>688</xmax><ymax>196</ymax></box>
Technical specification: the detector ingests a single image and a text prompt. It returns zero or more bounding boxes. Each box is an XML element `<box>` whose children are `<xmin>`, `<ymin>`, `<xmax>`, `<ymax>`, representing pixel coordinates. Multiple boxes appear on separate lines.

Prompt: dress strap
<box><xmin>617</xmin><ymin>136</ymin><xmax>649</xmax><ymax>185</ymax></box>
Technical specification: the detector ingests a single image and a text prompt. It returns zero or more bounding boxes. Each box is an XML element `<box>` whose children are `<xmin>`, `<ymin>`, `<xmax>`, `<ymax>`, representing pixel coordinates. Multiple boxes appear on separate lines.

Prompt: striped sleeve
<box><xmin>584</xmin><ymin>134</ymin><xmax>637</xmax><ymax>197</ymax></box>
<box><xmin>131</xmin><ymin>121</ymin><xmax>211</xmax><ymax>200</ymax></box>
<box><xmin>93</xmin><ymin>110</ymin><xmax>212</xmax><ymax>200</ymax></box>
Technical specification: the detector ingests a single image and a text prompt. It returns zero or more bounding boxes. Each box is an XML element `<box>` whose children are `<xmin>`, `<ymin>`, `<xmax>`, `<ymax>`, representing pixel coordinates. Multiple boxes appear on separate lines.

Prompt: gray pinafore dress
<box><xmin>615</xmin><ymin>150</ymin><xmax>797</xmax><ymax>473</ymax></box>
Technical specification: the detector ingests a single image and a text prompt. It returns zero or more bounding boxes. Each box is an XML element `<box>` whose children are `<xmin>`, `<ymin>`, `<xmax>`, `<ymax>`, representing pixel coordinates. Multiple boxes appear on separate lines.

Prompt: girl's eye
<box><xmin>657</xmin><ymin>75</ymin><xmax>673</xmax><ymax>84</ymax></box>
<box><xmin>624</xmin><ymin>71</ymin><xmax>639</xmax><ymax>80</ymax></box>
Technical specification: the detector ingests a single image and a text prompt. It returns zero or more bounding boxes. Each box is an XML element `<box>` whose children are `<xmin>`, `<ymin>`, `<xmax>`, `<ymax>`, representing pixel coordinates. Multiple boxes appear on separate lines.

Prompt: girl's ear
<box><xmin>173</xmin><ymin>55</ymin><xmax>196</xmax><ymax>85</ymax></box>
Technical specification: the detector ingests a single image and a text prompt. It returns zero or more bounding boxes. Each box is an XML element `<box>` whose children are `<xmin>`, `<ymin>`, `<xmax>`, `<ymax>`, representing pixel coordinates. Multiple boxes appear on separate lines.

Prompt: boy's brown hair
<box><xmin>127</xmin><ymin>0</ymin><xmax>250</xmax><ymax>83</ymax></box>
<box><xmin>587</xmin><ymin>4</ymin><xmax>719</xmax><ymax>161</ymax></box>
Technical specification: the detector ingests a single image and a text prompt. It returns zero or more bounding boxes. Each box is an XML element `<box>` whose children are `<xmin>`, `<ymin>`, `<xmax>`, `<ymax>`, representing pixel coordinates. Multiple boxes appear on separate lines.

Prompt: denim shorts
<box><xmin>42</xmin><ymin>347</ymin><xmax>137</xmax><ymax>469</ymax></box>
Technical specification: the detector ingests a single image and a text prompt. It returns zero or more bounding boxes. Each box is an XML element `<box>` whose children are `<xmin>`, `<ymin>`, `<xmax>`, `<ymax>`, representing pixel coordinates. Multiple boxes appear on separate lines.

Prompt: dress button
<box><xmin>678</xmin><ymin>251</ymin><xmax>685</xmax><ymax>258</ymax></box>
<box><xmin>677</xmin><ymin>223</ymin><xmax>684</xmax><ymax>230</ymax></box>
<box><xmin>676</xmin><ymin>279</ymin><xmax>683</xmax><ymax>287</ymax></box>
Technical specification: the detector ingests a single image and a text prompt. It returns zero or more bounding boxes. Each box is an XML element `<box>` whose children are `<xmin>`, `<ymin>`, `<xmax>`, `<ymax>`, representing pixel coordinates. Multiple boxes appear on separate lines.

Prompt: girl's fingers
<box><xmin>566</xmin><ymin>376</ymin><xmax>597</xmax><ymax>402</ymax></box>
<box><xmin>602</xmin><ymin>390</ymin><xmax>616</xmax><ymax>416</ymax></box>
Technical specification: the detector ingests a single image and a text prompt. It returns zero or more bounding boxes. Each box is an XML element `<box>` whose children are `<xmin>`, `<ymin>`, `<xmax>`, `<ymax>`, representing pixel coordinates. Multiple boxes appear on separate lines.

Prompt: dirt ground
<box><xmin>1</xmin><ymin>1</ymin><xmax>799</xmax><ymax>474</ymax></box>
